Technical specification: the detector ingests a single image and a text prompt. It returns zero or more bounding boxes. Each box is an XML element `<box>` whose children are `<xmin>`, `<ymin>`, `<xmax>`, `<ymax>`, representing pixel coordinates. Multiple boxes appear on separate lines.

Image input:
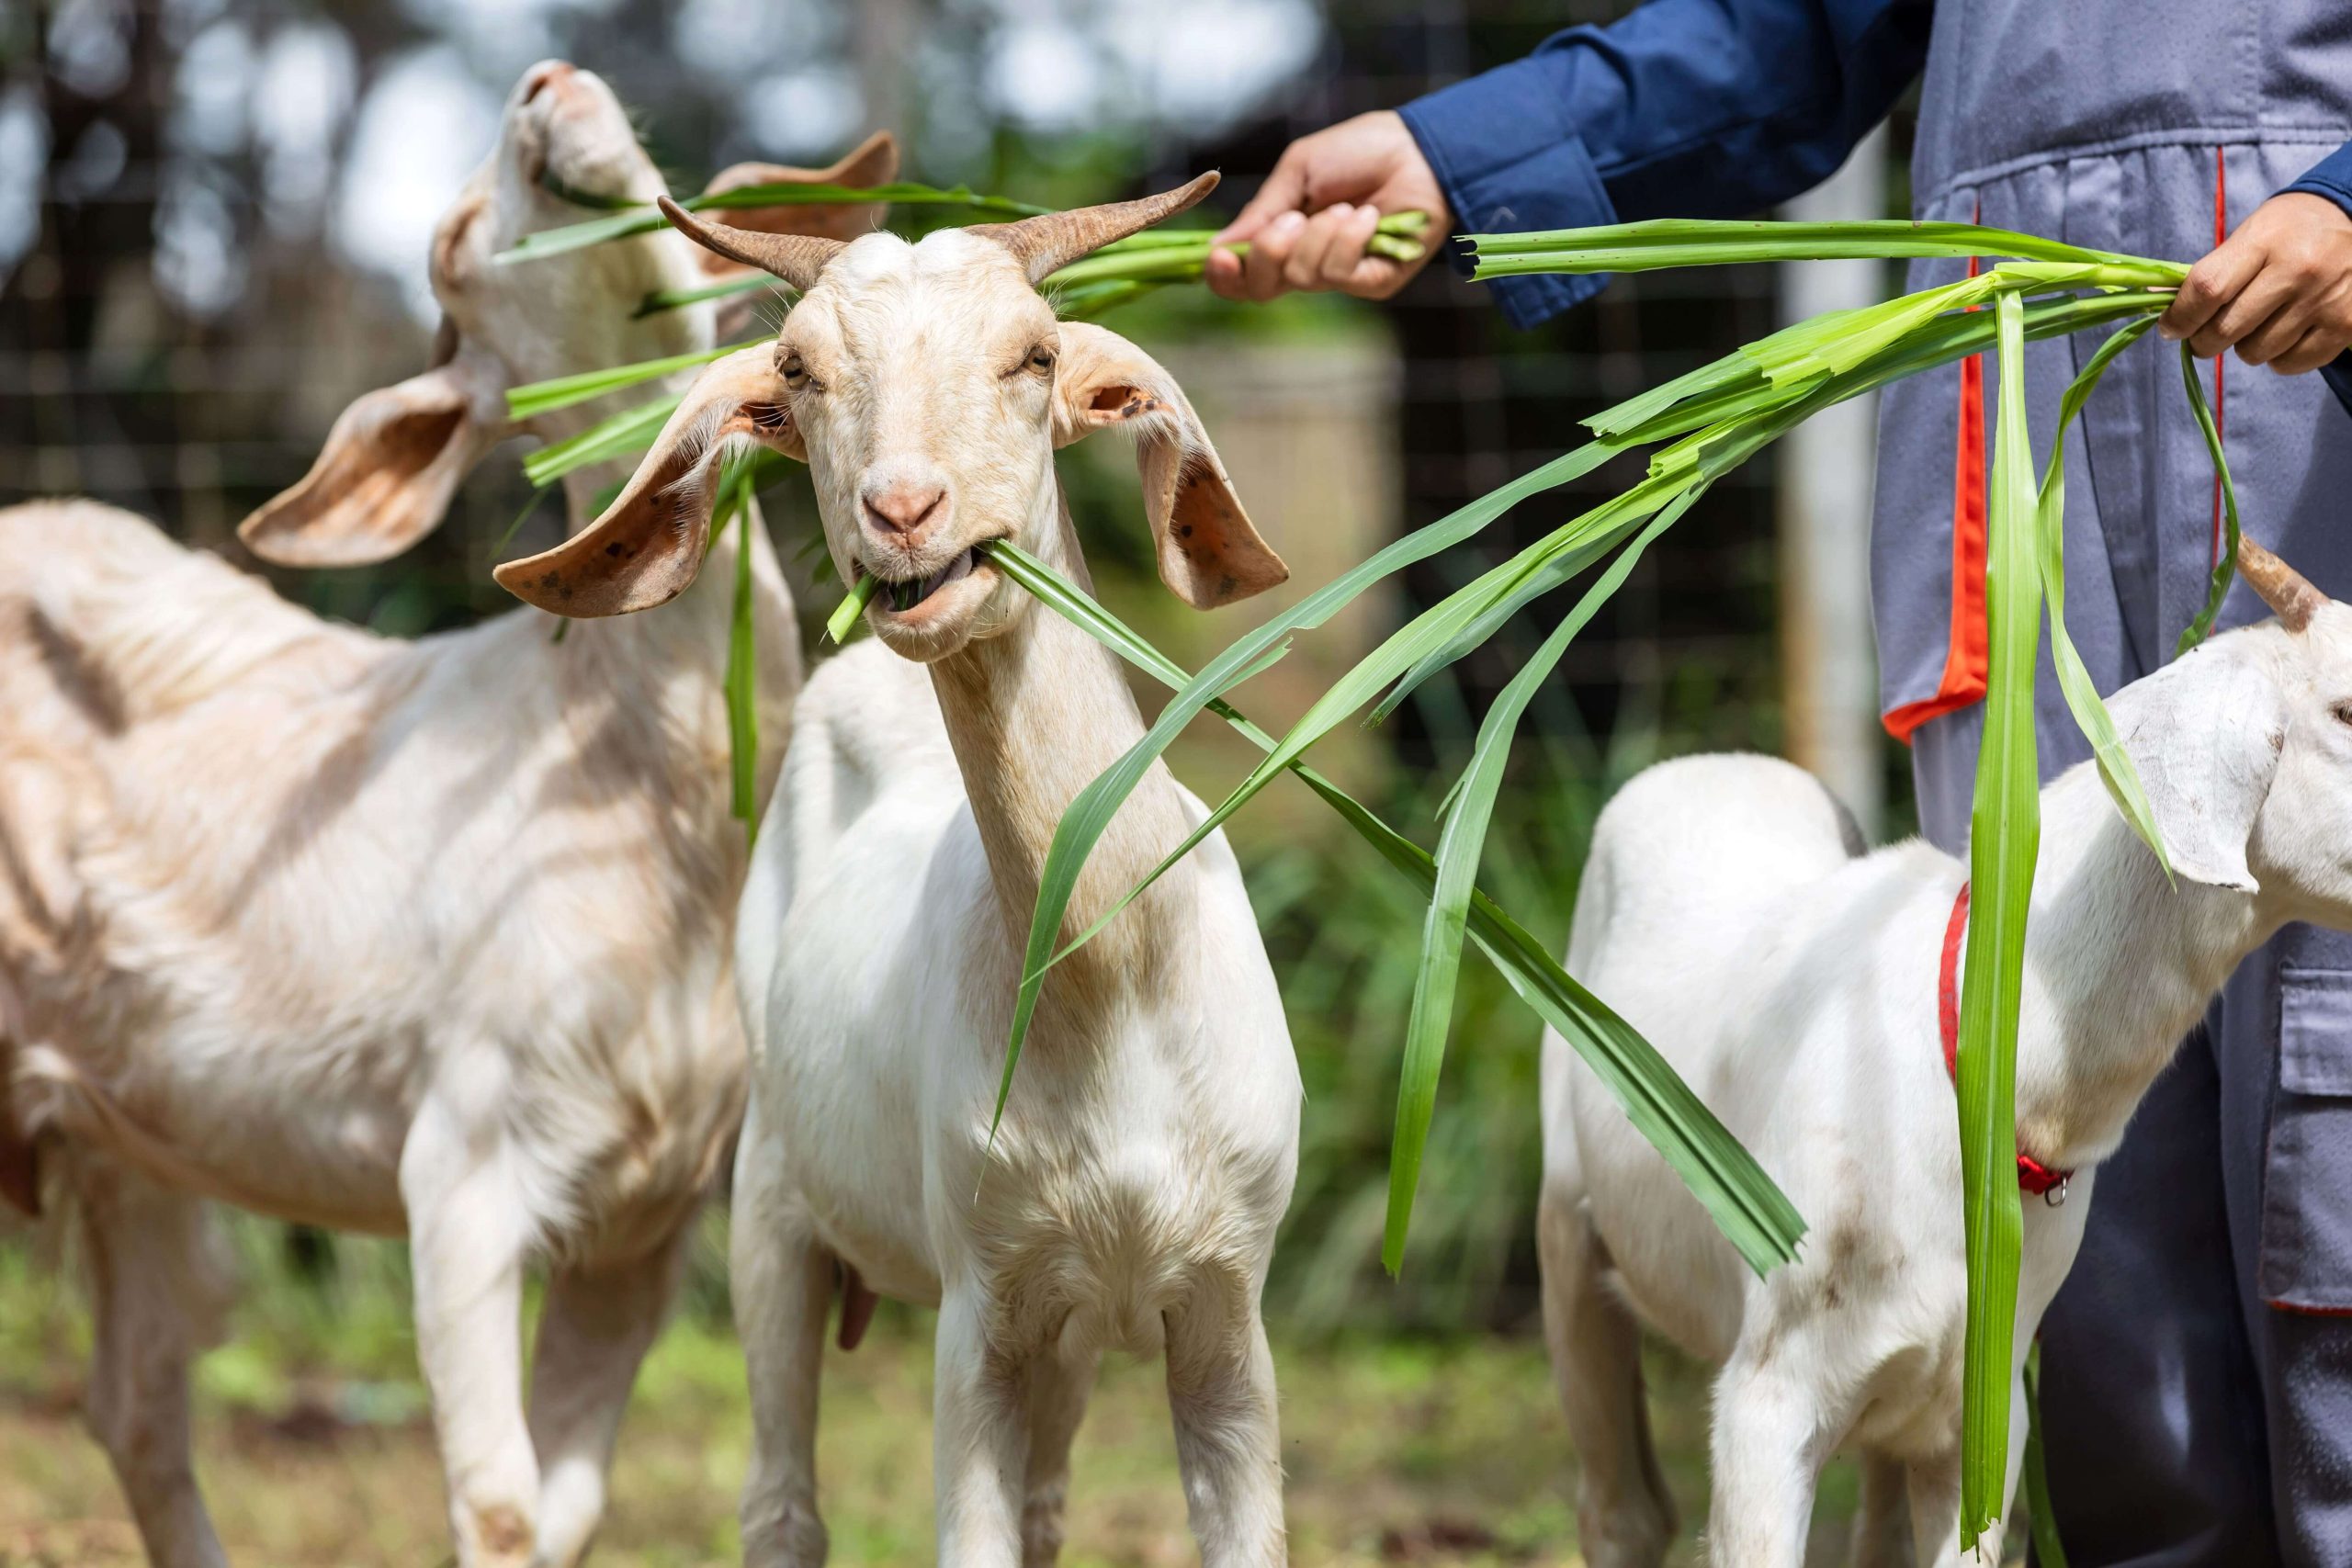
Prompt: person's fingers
<box><xmin>2270</xmin><ymin>324</ymin><xmax>2346</xmax><ymax>377</ymax></box>
<box><xmin>1341</xmin><ymin>253</ymin><xmax>1411</xmax><ymax>299</ymax></box>
<box><xmin>1282</xmin><ymin>204</ymin><xmax>1357</xmax><ymax>292</ymax></box>
<box><xmin>1213</xmin><ymin>151</ymin><xmax>1310</xmax><ymax>247</ymax></box>
<box><xmin>1208</xmin><ymin>147</ymin><xmax>1312</xmax><ymax>299</ymax></box>
<box><xmin>1239</xmin><ymin>209</ymin><xmax>1306</xmax><ymax>302</ymax></box>
<box><xmin>2190</xmin><ymin>260</ymin><xmax>2300</xmax><ymax>358</ymax></box>
<box><xmin>1319</xmin><ymin>203</ymin><xmax>1385</xmax><ymax>290</ymax></box>
<box><xmin>2235</xmin><ymin>288</ymin><xmax>2321</xmax><ymax>367</ymax></box>
<box><xmin>2161</xmin><ymin>238</ymin><xmax>2266</xmax><ymax>347</ymax></box>
<box><xmin>1203</xmin><ymin>245</ymin><xmax>1249</xmax><ymax>300</ymax></box>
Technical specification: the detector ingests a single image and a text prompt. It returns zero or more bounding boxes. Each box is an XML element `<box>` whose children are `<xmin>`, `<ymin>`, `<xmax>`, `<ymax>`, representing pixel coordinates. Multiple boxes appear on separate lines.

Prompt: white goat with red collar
<box><xmin>1543</xmin><ymin>541</ymin><xmax>2352</xmax><ymax>1568</ymax></box>
<box><xmin>500</xmin><ymin>178</ymin><xmax>1303</xmax><ymax>1567</ymax></box>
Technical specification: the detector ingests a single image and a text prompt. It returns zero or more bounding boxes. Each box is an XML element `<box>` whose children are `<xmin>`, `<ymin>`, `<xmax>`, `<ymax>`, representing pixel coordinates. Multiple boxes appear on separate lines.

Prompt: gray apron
<box><xmin>1871</xmin><ymin>5</ymin><xmax>2352</xmax><ymax>1562</ymax></box>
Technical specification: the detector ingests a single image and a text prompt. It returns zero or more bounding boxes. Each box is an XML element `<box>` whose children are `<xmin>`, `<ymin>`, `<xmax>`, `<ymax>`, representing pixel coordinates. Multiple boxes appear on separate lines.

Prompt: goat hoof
<box><xmin>459</xmin><ymin>1501</ymin><xmax>534</xmax><ymax>1568</ymax></box>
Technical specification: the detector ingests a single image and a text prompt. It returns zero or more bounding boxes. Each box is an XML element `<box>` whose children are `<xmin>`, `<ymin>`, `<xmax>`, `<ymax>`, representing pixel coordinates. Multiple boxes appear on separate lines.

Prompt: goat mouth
<box><xmin>871</xmin><ymin>546</ymin><xmax>987</xmax><ymax>617</ymax></box>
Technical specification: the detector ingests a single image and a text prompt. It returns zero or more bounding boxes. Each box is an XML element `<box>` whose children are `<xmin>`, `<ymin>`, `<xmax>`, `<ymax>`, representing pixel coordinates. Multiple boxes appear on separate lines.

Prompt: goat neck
<box><xmin>925</xmin><ymin>492</ymin><xmax>1193</xmax><ymax>1009</ymax></box>
<box><xmin>2010</xmin><ymin>764</ymin><xmax>2276</xmax><ymax>1168</ymax></box>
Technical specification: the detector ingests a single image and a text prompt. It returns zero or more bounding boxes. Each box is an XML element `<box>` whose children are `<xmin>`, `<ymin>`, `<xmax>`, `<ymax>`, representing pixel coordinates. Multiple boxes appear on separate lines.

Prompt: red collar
<box><xmin>1939</xmin><ymin>884</ymin><xmax>2074</xmax><ymax>1201</ymax></box>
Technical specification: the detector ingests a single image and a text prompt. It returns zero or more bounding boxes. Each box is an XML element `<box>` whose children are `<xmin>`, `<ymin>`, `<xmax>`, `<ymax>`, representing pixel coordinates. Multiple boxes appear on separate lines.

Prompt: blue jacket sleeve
<box><xmin>1396</xmin><ymin>0</ymin><xmax>1933</xmax><ymax>329</ymax></box>
<box><xmin>2279</xmin><ymin>141</ymin><xmax>2352</xmax><ymax>421</ymax></box>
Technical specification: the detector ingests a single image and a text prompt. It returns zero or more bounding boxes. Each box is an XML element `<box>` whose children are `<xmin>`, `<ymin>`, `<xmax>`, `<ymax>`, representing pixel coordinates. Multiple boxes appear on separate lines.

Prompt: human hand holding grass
<box><xmin>1205</xmin><ymin>111</ymin><xmax>1452</xmax><ymax>301</ymax></box>
<box><xmin>2163</xmin><ymin>190</ymin><xmax>2352</xmax><ymax>375</ymax></box>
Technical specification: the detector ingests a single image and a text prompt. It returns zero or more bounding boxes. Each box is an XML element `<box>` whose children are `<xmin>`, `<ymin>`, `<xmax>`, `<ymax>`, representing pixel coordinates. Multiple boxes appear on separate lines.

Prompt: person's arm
<box><xmin>2158</xmin><ymin>141</ymin><xmax>2352</xmax><ymax>418</ymax></box>
<box><xmin>1209</xmin><ymin>0</ymin><xmax>1933</xmax><ymax>327</ymax></box>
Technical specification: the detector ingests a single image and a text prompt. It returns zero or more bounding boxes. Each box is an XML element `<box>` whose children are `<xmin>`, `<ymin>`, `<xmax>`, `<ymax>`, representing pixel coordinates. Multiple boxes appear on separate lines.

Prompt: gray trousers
<box><xmin>1917</xmin><ymin>713</ymin><xmax>2352</xmax><ymax>1568</ymax></box>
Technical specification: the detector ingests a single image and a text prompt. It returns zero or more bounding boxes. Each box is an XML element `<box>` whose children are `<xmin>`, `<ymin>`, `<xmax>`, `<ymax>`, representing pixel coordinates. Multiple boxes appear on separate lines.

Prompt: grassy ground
<box><xmin>0</xmin><ymin>1221</ymin><xmax>1895</xmax><ymax>1568</ymax></box>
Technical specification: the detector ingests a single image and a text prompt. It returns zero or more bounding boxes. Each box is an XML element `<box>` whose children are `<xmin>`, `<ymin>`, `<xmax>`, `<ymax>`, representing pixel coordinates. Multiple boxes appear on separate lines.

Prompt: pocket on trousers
<box><xmin>2259</xmin><ymin>966</ymin><xmax>2352</xmax><ymax>1312</ymax></box>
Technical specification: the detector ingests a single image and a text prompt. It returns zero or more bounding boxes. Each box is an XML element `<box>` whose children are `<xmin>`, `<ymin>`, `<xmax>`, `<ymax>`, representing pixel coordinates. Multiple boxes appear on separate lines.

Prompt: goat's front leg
<box><xmin>933</xmin><ymin>1287</ymin><xmax>1031</xmax><ymax>1568</ymax></box>
<box><xmin>402</xmin><ymin>1095</ymin><xmax>538</xmax><ymax>1568</ymax></box>
<box><xmin>734</xmin><ymin>1106</ymin><xmax>834</xmax><ymax>1568</ymax></box>
<box><xmin>1020</xmin><ymin>1341</ymin><xmax>1099</xmax><ymax>1567</ymax></box>
<box><xmin>1704</xmin><ymin>1348</ymin><xmax>1833</xmax><ymax>1568</ymax></box>
<box><xmin>74</xmin><ymin>1160</ymin><xmax>232</xmax><ymax>1568</ymax></box>
<box><xmin>1163</xmin><ymin>1284</ymin><xmax>1285</xmax><ymax>1566</ymax></box>
<box><xmin>526</xmin><ymin>1226</ymin><xmax>690</xmax><ymax>1567</ymax></box>
<box><xmin>1537</xmin><ymin>1180</ymin><xmax>1673</xmax><ymax>1568</ymax></box>
<box><xmin>1906</xmin><ymin>1368</ymin><xmax>2029</xmax><ymax>1568</ymax></box>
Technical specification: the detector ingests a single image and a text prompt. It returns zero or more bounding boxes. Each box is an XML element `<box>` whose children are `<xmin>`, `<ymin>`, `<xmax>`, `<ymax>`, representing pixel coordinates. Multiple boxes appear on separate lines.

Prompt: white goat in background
<box><xmin>0</xmin><ymin>62</ymin><xmax>893</xmax><ymax>1568</ymax></box>
<box><xmin>500</xmin><ymin>177</ymin><xmax>1302</xmax><ymax>1567</ymax></box>
<box><xmin>1542</xmin><ymin>540</ymin><xmax>2352</xmax><ymax>1567</ymax></box>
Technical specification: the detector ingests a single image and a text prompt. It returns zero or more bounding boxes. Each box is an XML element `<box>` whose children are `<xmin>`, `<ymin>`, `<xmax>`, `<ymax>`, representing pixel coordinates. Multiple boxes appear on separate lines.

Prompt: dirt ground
<box><xmin>0</xmin><ymin>1307</ymin><xmax>1892</xmax><ymax>1567</ymax></box>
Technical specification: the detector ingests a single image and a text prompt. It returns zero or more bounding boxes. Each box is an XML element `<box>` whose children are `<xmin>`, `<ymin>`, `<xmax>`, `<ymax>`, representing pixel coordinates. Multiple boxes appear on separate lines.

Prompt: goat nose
<box><xmin>862</xmin><ymin>482</ymin><xmax>946</xmax><ymax>538</ymax></box>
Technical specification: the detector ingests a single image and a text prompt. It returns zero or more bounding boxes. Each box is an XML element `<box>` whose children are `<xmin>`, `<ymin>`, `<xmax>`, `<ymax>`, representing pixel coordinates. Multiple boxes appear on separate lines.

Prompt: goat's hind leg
<box><xmin>1538</xmin><ymin>1177</ymin><xmax>1674</xmax><ymax>1567</ymax></box>
<box><xmin>74</xmin><ymin>1159</ymin><xmax>232</xmax><ymax>1568</ymax></box>
<box><xmin>1163</xmin><ymin>1283</ymin><xmax>1284</xmax><ymax>1567</ymax></box>
<box><xmin>1020</xmin><ymin>1339</ymin><xmax>1100</xmax><ymax>1568</ymax></box>
<box><xmin>733</xmin><ymin>1104</ymin><xmax>833</xmax><ymax>1568</ymax></box>
<box><xmin>526</xmin><ymin>1225</ymin><xmax>691</xmax><ymax>1567</ymax></box>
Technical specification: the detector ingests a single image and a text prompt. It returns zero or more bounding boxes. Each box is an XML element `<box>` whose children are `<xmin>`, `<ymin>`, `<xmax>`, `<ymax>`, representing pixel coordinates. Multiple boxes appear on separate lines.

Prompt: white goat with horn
<box><xmin>0</xmin><ymin>61</ymin><xmax>895</xmax><ymax>1568</ymax></box>
<box><xmin>500</xmin><ymin>176</ymin><xmax>1302</xmax><ymax>1566</ymax></box>
<box><xmin>1542</xmin><ymin>537</ymin><xmax>2352</xmax><ymax>1567</ymax></box>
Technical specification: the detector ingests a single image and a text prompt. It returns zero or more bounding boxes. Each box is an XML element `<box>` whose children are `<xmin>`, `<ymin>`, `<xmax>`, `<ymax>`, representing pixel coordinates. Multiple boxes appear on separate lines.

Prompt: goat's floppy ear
<box><xmin>1050</xmin><ymin>322</ymin><xmax>1286</xmax><ymax>610</ymax></box>
<box><xmin>2109</xmin><ymin>637</ymin><xmax>2290</xmax><ymax>891</ymax></box>
<box><xmin>494</xmin><ymin>343</ymin><xmax>799</xmax><ymax>617</ymax></box>
<box><xmin>239</xmin><ymin>350</ymin><xmax>508</xmax><ymax>568</ymax></box>
<box><xmin>687</xmin><ymin>130</ymin><xmax>899</xmax><ymax>276</ymax></box>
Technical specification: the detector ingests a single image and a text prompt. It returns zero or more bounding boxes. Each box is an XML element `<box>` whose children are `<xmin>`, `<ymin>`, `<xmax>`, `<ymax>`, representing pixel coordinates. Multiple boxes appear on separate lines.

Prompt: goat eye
<box><xmin>1027</xmin><ymin>345</ymin><xmax>1056</xmax><ymax>375</ymax></box>
<box><xmin>2334</xmin><ymin>699</ymin><xmax>2352</xmax><ymax>728</ymax></box>
<box><xmin>778</xmin><ymin>351</ymin><xmax>809</xmax><ymax>390</ymax></box>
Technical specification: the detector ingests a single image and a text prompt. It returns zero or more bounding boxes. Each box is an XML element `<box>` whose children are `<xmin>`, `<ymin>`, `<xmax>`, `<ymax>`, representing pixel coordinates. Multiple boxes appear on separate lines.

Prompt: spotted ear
<box><xmin>1049</xmin><ymin>321</ymin><xmax>1286</xmax><ymax>610</ymax></box>
<box><xmin>493</xmin><ymin>344</ymin><xmax>799</xmax><ymax>617</ymax></box>
<box><xmin>239</xmin><ymin>348</ymin><xmax>509</xmax><ymax>568</ymax></box>
<box><xmin>687</xmin><ymin>130</ymin><xmax>899</xmax><ymax>276</ymax></box>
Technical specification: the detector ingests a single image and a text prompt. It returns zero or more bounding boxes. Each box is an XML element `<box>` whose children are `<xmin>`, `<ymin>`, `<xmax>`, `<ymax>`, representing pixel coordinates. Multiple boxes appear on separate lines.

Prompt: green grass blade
<box><xmin>1385</xmin><ymin>488</ymin><xmax>1700</xmax><ymax>1273</ymax></box>
<box><xmin>2176</xmin><ymin>343</ymin><xmax>2242</xmax><ymax>655</ymax></box>
<box><xmin>1034</xmin><ymin>289</ymin><xmax>2177</xmax><ymax>987</ymax></box>
<box><xmin>1044</xmin><ymin>476</ymin><xmax>1693</xmax><ymax>978</ymax></box>
<box><xmin>2033</xmin><ymin>317</ymin><xmax>2171</xmax><ymax>876</ymax></box>
<box><xmin>1466</xmin><ymin>218</ymin><xmax>2175</xmax><ymax>277</ymax></box>
<box><xmin>506</xmin><ymin>339</ymin><xmax>758</xmax><ymax>423</ymax></box>
<box><xmin>522</xmin><ymin>394</ymin><xmax>683</xmax><ymax>489</ymax></box>
<box><xmin>1958</xmin><ymin>288</ymin><xmax>2041</xmax><ymax>1551</ymax></box>
<box><xmin>985</xmin><ymin>438</ymin><xmax>1625</xmax><ymax>1135</ymax></box>
<box><xmin>985</xmin><ymin>538</ymin><xmax>1804</xmax><ymax>1276</ymax></box>
<box><xmin>827</xmin><ymin>572</ymin><xmax>880</xmax><ymax>643</ymax></box>
<box><xmin>724</xmin><ymin>475</ymin><xmax>760</xmax><ymax>846</ymax></box>
<box><xmin>2023</xmin><ymin>1344</ymin><xmax>2071</xmax><ymax>1568</ymax></box>
<box><xmin>635</xmin><ymin>273</ymin><xmax>785</xmax><ymax>319</ymax></box>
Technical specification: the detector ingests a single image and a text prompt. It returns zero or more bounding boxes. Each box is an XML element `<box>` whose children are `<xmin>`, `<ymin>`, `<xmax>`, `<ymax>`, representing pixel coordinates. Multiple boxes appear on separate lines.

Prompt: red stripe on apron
<box><xmin>1883</xmin><ymin>203</ymin><xmax>1990</xmax><ymax>743</ymax></box>
<box><xmin>2212</xmin><ymin>146</ymin><xmax>2228</xmax><ymax>570</ymax></box>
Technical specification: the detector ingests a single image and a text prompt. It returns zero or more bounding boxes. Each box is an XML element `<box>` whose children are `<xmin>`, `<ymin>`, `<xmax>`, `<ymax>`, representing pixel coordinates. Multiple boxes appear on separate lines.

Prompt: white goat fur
<box><xmin>0</xmin><ymin>62</ymin><xmax>886</xmax><ymax>1567</ymax></box>
<box><xmin>504</xmin><ymin>216</ymin><xmax>1302</xmax><ymax>1565</ymax></box>
<box><xmin>1545</xmin><ymin>604</ymin><xmax>2352</xmax><ymax>1567</ymax></box>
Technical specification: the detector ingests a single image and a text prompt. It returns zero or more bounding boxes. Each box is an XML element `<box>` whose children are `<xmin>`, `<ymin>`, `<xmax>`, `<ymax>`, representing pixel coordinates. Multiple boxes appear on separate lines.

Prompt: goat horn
<box><xmin>973</xmin><ymin>172</ymin><xmax>1221</xmax><ymax>286</ymax></box>
<box><xmin>2237</xmin><ymin>533</ymin><xmax>2326</xmax><ymax>633</ymax></box>
<box><xmin>656</xmin><ymin>195</ymin><xmax>843</xmax><ymax>293</ymax></box>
